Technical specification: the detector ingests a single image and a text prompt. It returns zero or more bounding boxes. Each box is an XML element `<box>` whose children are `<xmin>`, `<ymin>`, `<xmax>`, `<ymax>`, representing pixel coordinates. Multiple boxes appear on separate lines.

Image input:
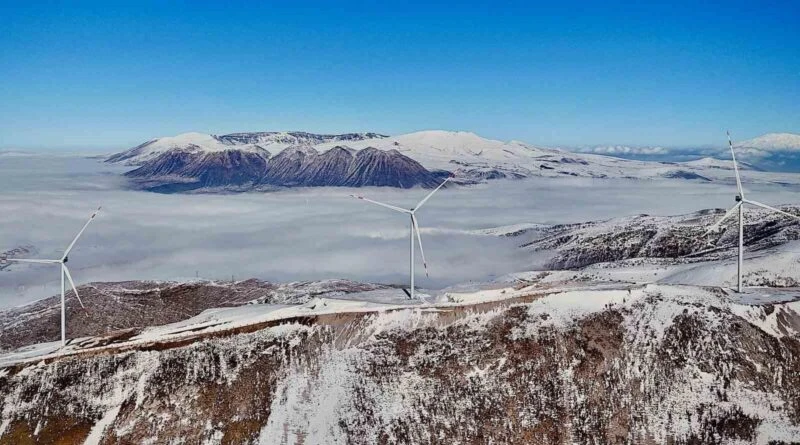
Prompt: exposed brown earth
<box><xmin>1</xmin><ymin>284</ymin><xmax>798</xmax><ymax>444</ymax></box>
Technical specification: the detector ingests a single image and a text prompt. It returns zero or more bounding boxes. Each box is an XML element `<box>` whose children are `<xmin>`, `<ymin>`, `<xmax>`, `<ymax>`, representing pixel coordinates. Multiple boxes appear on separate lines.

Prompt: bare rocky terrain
<box><xmin>0</xmin><ymin>282</ymin><xmax>799</xmax><ymax>444</ymax></box>
<box><xmin>125</xmin><ymin>145</ymin><xmax>447</xmax><ymax>193</ymax></box>
<box><xmin>516</xmin><ymin>206</ymin><xmax>800</xmax><ymax>270</ymax></box>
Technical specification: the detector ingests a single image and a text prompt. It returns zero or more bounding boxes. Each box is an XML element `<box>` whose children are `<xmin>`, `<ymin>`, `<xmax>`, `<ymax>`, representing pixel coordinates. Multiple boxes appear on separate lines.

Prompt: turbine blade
<box><xmin>62</xmin><ymin>265</ymin><xmax>86</xmax><ymax>311</ymax></box>
<box><xmin>728</xmin><ymin>131</ymin><xmax>744</xmax><ymax>199</ymax></box>
<box><xmin>62</xmin><ymin>206</ymin><xmax>102</xmax><ymax>260</ymax></box>
<box><xmin>349</xmin><ymin>195</ymin><xmax>410</xmax><ymax>214</ymax></box>
<box><xmin>414</xmin><ymin>177</ymin><xmax>451</xmax><ymax>211</ymax></box>
<box><xmin>411</xmin><ymin>215</ymin><xmax>429</xmax><ymax>277</ymax></box>
<box><xmin>4</xmin><ymin>258</ymin><xmax>61</xmax><ymax>264</ymax></box>
<box><xmin>704</xmin><ymin>203</ymin><xmax>741</xmax><ymax>236</ymax></box>
<box><xmin>743</xmin><ymin>199</ymin><xmax>800</xmax><ymax>222</ymax></box>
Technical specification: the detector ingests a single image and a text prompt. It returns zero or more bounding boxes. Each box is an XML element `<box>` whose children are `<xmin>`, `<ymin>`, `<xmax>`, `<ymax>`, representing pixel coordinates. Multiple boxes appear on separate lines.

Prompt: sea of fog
<box><xmin>2</xmin><ymin>154</ymin><xmax>800</xmax><ymax>309</ymax></box>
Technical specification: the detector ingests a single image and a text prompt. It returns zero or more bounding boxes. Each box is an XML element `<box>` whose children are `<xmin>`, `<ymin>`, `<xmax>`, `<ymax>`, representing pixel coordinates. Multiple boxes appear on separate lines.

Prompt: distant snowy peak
<box><xmin>680</xmin><ymin>157</ymin><xmax>756</xmax><ymax>171</ymax></box>
<box><xmin>107</xmin><ymin>131</ymin><xmax>386</xmax><ymax>165</ymax></box>
<box><xmin>735</xmin><ymin>133</ymin><xmax>800</xmax><ymax>151</ymax></box>
<box><xmin>220</xmin><ymin>131</ymin><xmax>387</xmax><ymax>147</ymax></box>
<box><xmin>106</xmin><ymin>132</ymin><xmax>267</xmax><ymax>164</ymax></box>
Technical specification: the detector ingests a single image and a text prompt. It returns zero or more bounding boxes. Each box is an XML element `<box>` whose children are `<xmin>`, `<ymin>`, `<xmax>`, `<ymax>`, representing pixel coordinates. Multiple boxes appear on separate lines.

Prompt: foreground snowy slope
<box><xmin>0</xmin><ymin>279</ymin><xmax>388</xmax><ymax>352</ymax></box>
<box><xmin>0</xmin><ymin>282</ymin><xmax>798</xmax><ymax>444</ymax></box>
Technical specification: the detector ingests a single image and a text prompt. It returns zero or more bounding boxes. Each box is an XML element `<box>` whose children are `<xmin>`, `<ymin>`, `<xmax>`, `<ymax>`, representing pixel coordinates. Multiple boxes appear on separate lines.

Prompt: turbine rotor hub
<box><xmin>735</xmin><ymin>195</ymin><xmax>742</xmax><ymax>202</ymax></box>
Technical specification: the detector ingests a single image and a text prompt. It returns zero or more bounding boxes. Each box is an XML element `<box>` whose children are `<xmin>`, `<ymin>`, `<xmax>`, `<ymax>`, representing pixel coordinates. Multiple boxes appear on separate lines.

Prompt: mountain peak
<box><xmin>735</xmin><ymin>132</ymin><xmax>800</xmax><ymax>150</ymax></box>
<box><xmin>156</xmin><ymin>132</ymin><xmax>223</xmax><ymax>146</ymax></box>
<box><xmin>397</xmin><ymin>130</ymin><xmax>500</xmax><ymax>147</ymax></box>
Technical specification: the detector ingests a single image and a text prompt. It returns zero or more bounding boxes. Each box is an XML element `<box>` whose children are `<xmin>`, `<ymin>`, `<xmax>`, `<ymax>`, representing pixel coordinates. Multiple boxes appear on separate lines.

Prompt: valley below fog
<box><xmin>3</xmin><ymin>153</ymin><xmax>800</xmax><ymax>309</ymax></box>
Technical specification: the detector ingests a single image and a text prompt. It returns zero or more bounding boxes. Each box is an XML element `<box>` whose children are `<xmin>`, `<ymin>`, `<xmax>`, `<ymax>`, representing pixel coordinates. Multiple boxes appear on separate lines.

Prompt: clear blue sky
<box><xmin>1</xmin><ymin>0</ymin><xmax>798</xmax><ymax>150</ymax></box>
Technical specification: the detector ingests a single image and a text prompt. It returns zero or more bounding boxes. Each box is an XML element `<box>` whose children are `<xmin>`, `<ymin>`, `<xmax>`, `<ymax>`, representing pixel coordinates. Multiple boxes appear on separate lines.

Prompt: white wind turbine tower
<box><xmin>351</xmin><ymin>178</ymin><xmax>450</xmax><ymax>299</ymax></box>
<box><xmin>5</xmin><ymin>207</ymin><xmax>101</xmax><ymax>346</ymax></box>
<box><xmin>706</xmin><ymin>132</ymin><xmax>800</xmax><ymax>292</ymax></box>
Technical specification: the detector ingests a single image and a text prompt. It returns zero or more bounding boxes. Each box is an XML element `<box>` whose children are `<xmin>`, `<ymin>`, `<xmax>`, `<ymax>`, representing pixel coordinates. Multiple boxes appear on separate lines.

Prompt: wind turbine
<box><xmin>5</xmin><ymin>207</ymin><xmax>101</xmax><ymax>346</ymax></box>
<box><xmin>705</xmin><ymin>132</ymin><xmax>800</xmax><ymax>292</ymax></box>
<box><xmin>350</xmin><ymin>178</ymin><xmax>450</xmax><ymax>299</ymax></box>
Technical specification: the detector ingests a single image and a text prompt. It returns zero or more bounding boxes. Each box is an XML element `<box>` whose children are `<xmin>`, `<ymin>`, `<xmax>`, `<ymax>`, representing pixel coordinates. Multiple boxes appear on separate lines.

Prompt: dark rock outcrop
<box><xmin>261</xmin><ymin>146</ymin><xmax>319</xmax><ymax>186</ymax></box>
<box><xmin>296</xmin><ymin>146</ymin><xmax>355</xmax><ymax>186</ymax></box>
<box><xmin>124</xmin><ymin>149</ymin><xmax>271</xmax><ymax>191</ymax></box>
<box><xmin>124</xmin><ymin>145</ymin><xmax>445</xmax><ymax>192</ymax></box>
<box><xmin>341</xmin><ymin>147</ymin><xmax>441</xmax><ymax>188</ymax></box>
<box><xmin>517</xmin><ymin>207</ymin><xmax>800</xmax><ymax>270</ymax></box>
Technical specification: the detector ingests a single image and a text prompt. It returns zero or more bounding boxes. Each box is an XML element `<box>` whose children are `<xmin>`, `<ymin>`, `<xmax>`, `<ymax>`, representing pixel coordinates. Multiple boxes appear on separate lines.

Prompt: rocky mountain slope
<box><xmin>121</xmin><ymin>143</ymin><xmax>444</xmax><ymax>192</ymax></box>
<box><xmin>0</xmin><ymin>282</ymin><xmax>799</xmax><ymax>444</ymax></box>
<box><xmin>512</xmin><ymin>206</ymin><xmax>800</xmax><ymax>270</ymax></box>
<box><xmin>0</xmin><ymin>279</ymin><xmax>387</xmax><ymax>352</ymax></box>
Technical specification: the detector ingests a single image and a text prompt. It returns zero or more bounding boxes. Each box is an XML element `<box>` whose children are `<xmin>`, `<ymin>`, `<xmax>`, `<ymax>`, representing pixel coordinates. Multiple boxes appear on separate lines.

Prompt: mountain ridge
<box><xmin>107</xmin><ymin>130</ymin><xmax>800</xmax><ymax>193</ymax></box>
<box><xmin>124</xmin><ymin>143</ymin><xmax>444</xmax><ymax>192</ymax></box>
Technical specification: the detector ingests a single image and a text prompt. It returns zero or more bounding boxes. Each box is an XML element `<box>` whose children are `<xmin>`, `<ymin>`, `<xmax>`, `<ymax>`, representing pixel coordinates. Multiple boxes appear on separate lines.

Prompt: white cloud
<box><xmin>573</xmin><ymin>145</ymin><xmax>670</xmax><ymax>156</ymax></box>
<box><xmin>3</xmin><ymin>155</ymin><xmax>800</xmax><ymax>309</ymax></box>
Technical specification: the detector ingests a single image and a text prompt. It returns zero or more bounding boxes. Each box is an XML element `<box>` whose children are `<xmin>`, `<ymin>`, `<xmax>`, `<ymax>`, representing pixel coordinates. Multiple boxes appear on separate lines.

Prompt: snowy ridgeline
<box><xmin>0</xmin><ymin>279</ymin><xmax>389</xmax><ymax>352</ymax></box>
<box><xmin>0</xmin><ymin>282</ymin><xmax>799</xmax><ymax>444</ymax></box>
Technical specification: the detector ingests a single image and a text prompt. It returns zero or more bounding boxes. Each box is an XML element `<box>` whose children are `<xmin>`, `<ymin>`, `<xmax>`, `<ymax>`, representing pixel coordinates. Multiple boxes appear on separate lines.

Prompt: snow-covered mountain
<box><xmin>106</xmin><ymin>129</ymin><xmax>800</xmax><ymax>193</ymax></box>
<box><xmin>680</xmin><ymin>156</ymin><xmax>758</xmax><ymax>171</ymax></box>
<box><xmin>735</xmin><ymin>132</ymin><xmax>800</xmax><ymax>151</ymax></box>
<box><xmin>122</xmin><ymin>144</ymin><xmax>444</xmax><ymax>192</ymax></box>
<box><xmin>314</xmin><ymin>130</ymin><xmax>549</xmax><ymax>168</ymax></box>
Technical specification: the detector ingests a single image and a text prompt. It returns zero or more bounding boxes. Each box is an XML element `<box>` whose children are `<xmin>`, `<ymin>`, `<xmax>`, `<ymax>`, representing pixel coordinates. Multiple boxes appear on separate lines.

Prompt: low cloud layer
<box><xmin>574</xmin><ymin>145</ymin><xmax>671</xmax><ymax>156</ymax></box>
<box><xmin>3</xmin><ymin>155</ymin><xmax>800</xmax><ymax>309</ymax></box>
<box><xmin>567</xmin><ymin>143</ymin><xmax>800</xmax><ymax>171</ymax></box>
